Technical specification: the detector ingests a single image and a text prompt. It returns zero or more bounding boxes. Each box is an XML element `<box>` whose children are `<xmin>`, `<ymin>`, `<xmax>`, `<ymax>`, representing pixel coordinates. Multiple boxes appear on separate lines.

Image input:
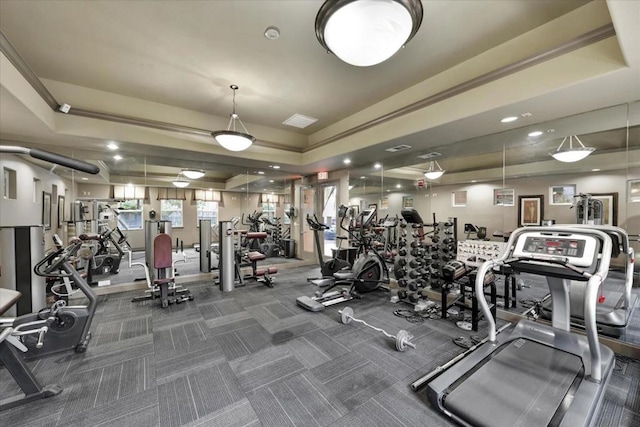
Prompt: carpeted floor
<box><xmin>1</xmin><ymin>265</ymin><xmax>639</xmax><ymax>426</ymax></box>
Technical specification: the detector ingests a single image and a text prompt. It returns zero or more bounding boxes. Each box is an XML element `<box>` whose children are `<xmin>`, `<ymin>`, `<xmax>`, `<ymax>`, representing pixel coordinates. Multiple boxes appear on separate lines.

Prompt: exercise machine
<box><xmin>0</xmin><ymin>288</ymin><xmax>63</xmax><ymax>411</ymax></box>
<box><xmin>306</xmin><ymin>213</ymin><xmax>351</xmax><ymax>287</ymax></box>
<box><xmin>3</xmin><ymin>237</ymin><xmax>97</xmax><ymax>358</ymax></box>
<box><xmin>131</xmin><ymin>233</ymin><xmax>193</xmax><ymax>308</ymax></box>
<box><xmin>297</xmin><ymin>207</ymin><xmax>390</xmax><ymax>312</ymax></box>
<box><xmin>573</xmin><ymin>193</ymin><xmax>604</xmax><ymax>225</ymax></box>
<box><xmin>412</xmin><ymin>226</ymin><xmax>615</xmax><ymax>427</ymax></box>
<box><xmin>538</xmin><ymin>224</ymin><xmax>637</xmax><ymax>338</ymax></box>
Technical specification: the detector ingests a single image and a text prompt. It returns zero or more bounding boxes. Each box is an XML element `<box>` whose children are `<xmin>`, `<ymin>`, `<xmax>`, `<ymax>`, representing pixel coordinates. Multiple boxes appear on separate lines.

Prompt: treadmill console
<box><xmin>512</xmin><ymin>232</ymin><xmax>599</xmax><ymax>268</ymax></box>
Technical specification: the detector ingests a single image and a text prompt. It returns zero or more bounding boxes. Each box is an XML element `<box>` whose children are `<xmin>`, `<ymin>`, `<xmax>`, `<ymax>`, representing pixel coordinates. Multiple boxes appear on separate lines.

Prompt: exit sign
<box><xmin>318</xmin><ymin>171</ymin><xmax>329</xmax><ymax>180</ymax></box>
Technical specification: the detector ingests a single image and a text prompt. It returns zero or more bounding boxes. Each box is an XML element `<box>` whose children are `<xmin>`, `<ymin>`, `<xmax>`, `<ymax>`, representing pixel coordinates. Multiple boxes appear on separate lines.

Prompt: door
<box><xmin>299</xmin><ymin>185</ymin><xmax>316</xmax><ymax>261</ymax></box>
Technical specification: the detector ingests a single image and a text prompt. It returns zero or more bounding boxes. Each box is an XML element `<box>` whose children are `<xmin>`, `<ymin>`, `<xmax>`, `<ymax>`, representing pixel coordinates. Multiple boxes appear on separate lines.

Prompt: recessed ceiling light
<box><xmin>528</xmin><ymin>131</ymin><xmax>543</xmax><ymax>137</ymax></box>
<box><xmin>396</xmin><ymin>184</ymin><xmax>402</xmax><ymax>188</ymax></box>
<box><xmin>81</xmin><ymin>177</ymin><xmax>89</xmax><ymax>181</ymax></box>
<box><xmin>348</xmin><ymin>185</ymin><xmax>354</xmax><ymax>190</ymax></box>
<box><xmin>374</xmin><ymin>163</ymin><xmax>382</xmax><ymax>169</ymax></box>
<box><xmin>269</xmin><ymin>180</ymin><xmax>274</xmax><ymax>183</ymax></box>
<box><xmin>343</xmin><ymin>158</ymin><xmax>351</xmax><ymax>165</ymax></box>
<box><xmin>258</xmin><ymin>171</ymin><xmax>265</xmax><ymax>175</ymax></box>
<box><xmin>591</xmin><ymin>168</ymin><xmax>601</xmax><ymax>172</ymax></box>
<box><xmin>501</xmin><ymin>116</ymin><xmax>518</xmax><ymax>123</ymax></box>
<box><xmin>113</xmin><ymin>154</ymin><xmax>122</xmax><ymax>160</ymax></box>
<box><xmin>270</xmin><ymin>165</ymin><xmax>281</xmax><ymax>169</ymax></box>
<box><xmin>471</xmin><ymin>180</ymin><xmax>477</xmax><ymax>183</ymax></box>
<box><xmin>107</xmin><ymin>142</ymin><xmax>119</xmax><ymax>150</ymax></box>
<box><xmin>360</xmin><ymin>176</ymin><xmax>366</xmax><ymax>179</ymax></box>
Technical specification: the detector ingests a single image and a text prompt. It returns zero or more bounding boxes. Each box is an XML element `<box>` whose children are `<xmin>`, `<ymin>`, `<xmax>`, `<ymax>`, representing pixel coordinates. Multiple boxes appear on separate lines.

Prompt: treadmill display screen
<box><xmin>522</xmin><ymin>237</ymin><xmax>585</xmax><ymax>257</ymax></box>
<box><xmin>511</xmin><ymin>231</ymin><xmax>601</xmax><ymax>269</ymax></box>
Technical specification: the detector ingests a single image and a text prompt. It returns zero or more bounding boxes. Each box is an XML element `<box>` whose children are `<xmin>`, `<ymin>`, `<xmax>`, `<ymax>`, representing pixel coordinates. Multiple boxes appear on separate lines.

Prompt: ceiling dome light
<box><xmin>315</xmin><ymin>0</ymin><xmax>423</xmax><ymax>67</ymax></box>
<box><xmin>212</xmin><ymin>85</ymin><xmax>256</xmax><ymax>152</ymax></box>
<box><xmin>424</xmin><ymin>160</ymin><xmax>445</xmax><ymax>180</ymax></box>
<box><xmin>550</xmin><ymin>135</ymin><xmax>595</xmax><ymax>163</ymax></box>
<box><xmin>528</xmin><ymin>131</ymin><xmax>543</xmax><ymax>137</ymax></box>
<box><xmin>181</xmin><ymin>169</ymin><xmax>205</xmax><ymax>180</ymax></box>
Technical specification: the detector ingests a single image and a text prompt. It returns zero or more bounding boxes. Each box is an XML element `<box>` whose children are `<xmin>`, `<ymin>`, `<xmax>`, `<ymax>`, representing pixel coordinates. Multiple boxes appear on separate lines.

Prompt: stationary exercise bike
<box><xmin>2</xmin><ymin>238</ymin><xmax>98</xmax><ymax>359</ymax></box>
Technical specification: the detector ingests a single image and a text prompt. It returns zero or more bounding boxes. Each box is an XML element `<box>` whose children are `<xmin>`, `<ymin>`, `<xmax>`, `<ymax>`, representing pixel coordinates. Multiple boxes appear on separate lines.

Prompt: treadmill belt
<box><xmin>444</xmin><ymin>339</ymin><xmax>583</xmax><ymax>427</ymax></box>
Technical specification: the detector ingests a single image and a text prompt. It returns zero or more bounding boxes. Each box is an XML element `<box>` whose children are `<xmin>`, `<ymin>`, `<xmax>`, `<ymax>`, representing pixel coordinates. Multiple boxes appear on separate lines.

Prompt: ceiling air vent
<box><xmin>283</xmin><ymin>114</ymin><xmax>318</xmax><ymax>129</ymax></box>
<box><xmin>385</xmin><ymin>144</ymin><xmax>412</xmax><ymax>153</ymax></box>
<box><xmin>417</xmin><ymin>151</ymin><xmax>442</xmax><ymax>159</ymax></box>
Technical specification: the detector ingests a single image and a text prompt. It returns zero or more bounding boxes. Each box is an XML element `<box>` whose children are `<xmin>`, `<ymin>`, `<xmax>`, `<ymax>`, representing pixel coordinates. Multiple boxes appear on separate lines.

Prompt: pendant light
<box><xmin>550</xmin><ymin>135</ymin><xmax>595</xmax><ymax>163</ymax></box>
<box><xmin>212</xmin><ymin>85</ymin><xmax>255</xmax><ymax>152</ymax></box>
<box><xmin>172</xmin><ymin>173</ymin><xmax>189</xmax><ymax>188</ymax></box>
<box><xmin>181</xmin><ymin>169</ymin><xmax>205</xmax><ymax>180</ymax></box>
<box><xmin>315</xmin><ymin>0</ymin><xmax>424</xmax><ymax>67</ymax></box>
<box><xmin>424</xmin><ymin>160</ymin><xmax>445</xmax><ymax>180</ymax></box>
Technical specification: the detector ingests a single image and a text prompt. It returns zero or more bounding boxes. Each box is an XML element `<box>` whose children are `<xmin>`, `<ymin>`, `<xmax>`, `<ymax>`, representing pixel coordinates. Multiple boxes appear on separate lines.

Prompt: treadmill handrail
<box><xmin>476</xmin><ymin>226</ymin><xmax>612</xmax><ymax>382</ymax></box>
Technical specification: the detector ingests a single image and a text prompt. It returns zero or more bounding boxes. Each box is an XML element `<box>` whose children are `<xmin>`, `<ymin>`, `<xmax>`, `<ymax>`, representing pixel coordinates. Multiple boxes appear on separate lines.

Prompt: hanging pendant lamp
<box><xmin>172</xmin><ymin>172</ymin><xmax>189</xmax><ymax>188</ymax></box>
<box><xmin>315</xmin><ymin>0</ymin><xmax>424</xmax><ymax>67</ymax></box>
<box><xmin>550</xmin><ymin>135</ymin><xmax>595</xmax><ymax>163</ymax></box>
<box><xmin>181</xmin><ymin>169</ymin><xmax>205</xmax><ymax>180</ymax></box>
<box><xmin>212</xmin><ymin>85</ymin><xmax>256</xmax><ymax>152</ymax></box>
<box><xmin>424</xmin><ymin>160</ymin><xmax>445</xmax><ymax>180</ymax></box>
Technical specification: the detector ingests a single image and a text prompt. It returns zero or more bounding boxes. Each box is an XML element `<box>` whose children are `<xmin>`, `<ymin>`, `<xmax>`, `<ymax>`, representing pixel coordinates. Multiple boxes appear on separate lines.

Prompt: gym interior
<box><xmin>0</xmin><ymin>1</ymin><xmax>639</xmax><ymax>426</ymax></box>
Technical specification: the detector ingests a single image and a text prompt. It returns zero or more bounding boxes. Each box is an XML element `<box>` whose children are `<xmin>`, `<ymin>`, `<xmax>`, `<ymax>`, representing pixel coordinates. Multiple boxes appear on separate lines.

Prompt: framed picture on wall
<box><xmin>591</xmin><ymin>192</ymin><xmax>618</xmax><ymax>226</ymax></box>
<box><xmin>42</xmin><ymin>191</ymin><xmax>51</xmax><ymax>230</ymax></box>
<box><xmin>402</xmin><ymin>196</ymin><xmax>413</xmax><ymax>209</ymax></box>
<box><xmin>549</xmin><ymin>184</ymin><xmax>576</xmax><ymax>205</ymax></box>
<box><xmin>58</xmin><ymin>195</ymin><xmax>65</xmax><ymax>227</ymax></box>
<box><xmin>452</xmin><ymin>191</ymin><xmax>467</xmax><ymax>207</ymax></box>
<box><xmin>518</xmin><ymin>195</ymin><xmax>544</xmax><ymax>226</ymax></box>
<box><xmin>628</xmin><ymin>179</ymin><xmax>640</xmax><ymax>202</ymax></box>
<box><xmin>493</xmin><ymin>188</ymin><xmax>515</xmax><ymax>206</ymax></box>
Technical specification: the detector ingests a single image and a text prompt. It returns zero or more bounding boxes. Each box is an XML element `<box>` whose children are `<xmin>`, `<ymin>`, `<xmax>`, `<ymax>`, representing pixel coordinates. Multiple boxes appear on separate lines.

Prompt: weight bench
<box><xmin>246</xmin><ymin>251</ymin><xmax>278</xmax><ymax>287</ymax></box>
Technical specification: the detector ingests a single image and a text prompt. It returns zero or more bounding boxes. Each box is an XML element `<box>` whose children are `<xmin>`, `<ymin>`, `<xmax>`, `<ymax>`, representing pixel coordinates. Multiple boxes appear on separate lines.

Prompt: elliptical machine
<box><xmin>306</xmin><ymin>213</ymin><xmax>351</xmax><ymax>287</ymax></box>
<box><xmin>297</xmin><ymin>206</ymin><xmax>390</xmax><ymax>312</ymax></box>
<box><xmin>2</xmin><ymin>238</ymin><xmax>98</xmax><ymax>358</ymax></box>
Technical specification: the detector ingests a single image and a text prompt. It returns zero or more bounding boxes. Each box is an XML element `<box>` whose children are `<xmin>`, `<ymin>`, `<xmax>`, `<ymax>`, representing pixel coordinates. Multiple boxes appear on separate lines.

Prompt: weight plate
<box><xmin>341</xmin><ymin>307</ymin><xmax>354</xmax><ymax>325</ymax></box>
<box><xmin>456</xmin><ymin>321</ymin><xmax>472</xmax><ymax>331</ymax></box>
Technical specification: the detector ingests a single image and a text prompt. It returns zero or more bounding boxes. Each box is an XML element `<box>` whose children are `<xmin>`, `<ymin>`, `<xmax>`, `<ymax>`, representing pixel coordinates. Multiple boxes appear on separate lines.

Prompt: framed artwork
<box><xmin>591</xmin><ymin>192</ymin><xmax>618</xmax><ymax>226</ymax></box>
<box><xmin>628</xmin><ymin>179</ymin><xmax>640</xmax><ymax>203</ymax></box>
<box><xmin>402</xmin><ymin>196</ymin><xmax>414</xmax><ymax>209</ymax></box>
<box><xmin>493</xmin><ymin>188</ymin><xmax>515</xmax><ymax>206</ymax></box>
<box><xmin>57</xmin><ymin>195</ymin><xmax>65</xmax><ymax>227</ymax></box>
<box><xmin>549</xmin><ymin>184</ymin><xmax>576</xmax><ymax>205</ymax></box>
<box><xmin>452</xmin><ymin>191</ymin><xmax>467</xmax><ymax>207</ymax></box>
<box><xmin>42</xmin><ymin>191</ymin><xmax>51</xmax><ymax>230</ymax></box>
<box><xmin>518</xmin><ymin>195</ymin><xmax>544</xmax><ymax>226</ymax></box>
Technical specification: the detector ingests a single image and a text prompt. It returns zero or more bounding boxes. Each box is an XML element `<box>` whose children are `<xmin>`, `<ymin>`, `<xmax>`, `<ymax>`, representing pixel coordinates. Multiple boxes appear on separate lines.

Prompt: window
<box><xmin>3</xmin><ymin>168</ymin><xmax>16</xmax><ymax>199</ymax></box>
<box><xmin>196</xmin><ymin>201</ymin><xmax>218</xmax><ymax>225</ymax></box>
<box><xmin>116</xmin><ymin>199</ymin><xmax>143</xmax><ymax>230</ymax></box>
<box><xmin>161</xmin><ymin>199</ymin><xmax>183</xmax><ymax>227</ymax></box>
<box><xmin>262</xmin><ymin>202</ymin><xmax>276</xmax><ymax>220</ymax></box>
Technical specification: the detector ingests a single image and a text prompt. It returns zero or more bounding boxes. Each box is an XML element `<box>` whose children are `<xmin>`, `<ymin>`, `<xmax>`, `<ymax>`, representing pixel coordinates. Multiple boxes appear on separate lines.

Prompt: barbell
<box><xmin>338</xmin><ymin>307</ymin><xmax>416</xmax><ymax>352</ymax></box>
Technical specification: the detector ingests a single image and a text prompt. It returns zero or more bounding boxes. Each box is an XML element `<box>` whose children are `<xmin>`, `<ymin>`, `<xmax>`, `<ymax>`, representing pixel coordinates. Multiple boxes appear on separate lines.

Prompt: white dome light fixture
<box><xmin>181</xmin><ymin>169</ymin><xmax>205</xmax><ymax>180</ymax></box>
<box><xmin>172</xmin><ymin>173</ymin><xmax>190</xmax><ymax>188</ymax></box>
<box><xmin>315</xmin><ymin>0</ymin><xmax>423</xmax><ymax>67</ymax></box>
<box><xmin>212</xmin><ymin>85</ymin><xmax>256</xmax><ymax>152</ymax></box>
<box><xmin>424</xmin><ymin>160</ymin><xmax>445</xmax><ymax>180</ymax></box>
<box><xmin>550</xmin><ymin>135</ymin><xmax>595</xmax><ymax>163</ymax></box>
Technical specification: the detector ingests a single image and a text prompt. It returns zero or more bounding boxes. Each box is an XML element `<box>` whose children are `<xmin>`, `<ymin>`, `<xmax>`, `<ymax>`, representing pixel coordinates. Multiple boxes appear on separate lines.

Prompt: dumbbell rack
<box><xmin>394</xmin><ymin>215</ymin><xmax>457</xmax><ymax>306</ymax></box>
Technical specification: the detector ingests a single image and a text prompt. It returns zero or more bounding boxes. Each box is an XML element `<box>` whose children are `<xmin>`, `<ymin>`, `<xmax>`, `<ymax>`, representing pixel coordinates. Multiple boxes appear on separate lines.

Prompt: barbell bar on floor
<box><xmin>338</xmin><ymin>307</ymin><xmax>416</xmax><ymax>352</ymax></box>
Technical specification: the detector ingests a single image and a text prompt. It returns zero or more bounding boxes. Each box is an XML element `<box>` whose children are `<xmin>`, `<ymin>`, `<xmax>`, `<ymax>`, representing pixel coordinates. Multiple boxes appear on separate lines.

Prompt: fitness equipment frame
<box><xmin>4</xmin><ymin>238</ymin><xmax>98</xmax><ymax>358</ymax></box>
<box><xmin>538</xmin><ymin>224</ymin><xmax>637</xmax><ymax>338</ymax></box>
<box><xmin>412</xmin><ymin>226</ymin><xmax>616</xmax><ymax>427</ymax></box>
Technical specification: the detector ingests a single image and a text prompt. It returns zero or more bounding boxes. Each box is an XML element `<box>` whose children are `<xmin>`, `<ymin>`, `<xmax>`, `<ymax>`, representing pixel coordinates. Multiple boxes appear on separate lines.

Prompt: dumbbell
<box><xmin>395</xmin><ymin>268</ymin><xmax>407</xmax><ymax>278</ymax></box>
<box><xmin>397</xmin><ymin>290</ymin><xmax>408</xmax><ymax>299</ymax></box>
<box><xmin>410</xmin><ymin>248</ymin><xmax>424</xmax><ymax>257</ymax></box>
<box><xmin>431</xmin><ymin>236</ymin><xmax>439</xmax><ymax>243</ymax></box>
<box><xmin>409</xmin><ymin>259</ymin><xmax>423</xmax><ymax>268</ymax></box>
<box><xmin>396</xmin><ymin>258</ymin><xmax>407</xmax><ymax>267</ymax></box>
<box><xmin>398</xmin><ymin>248</ymin><xmax>407</xmax><ymax>257</ymax></box>
<box><xmin>410</xmin><ymin>240</ymin><xmax>422</xmax><ymax>249</ymax></box>
<box><xmin>409</xmin><ymin>269</ymin><xmax>422</xmax><ymax>279</ymax></box>
<box><xmin>398</xmin><ymin>239</ymin><xmax>407</xmax><ymax>248</ymax></box>
<box><xmin>338</xmin><ymin>307</ymin><xmax>417</xmax><ymax>352</ymax></box>
<box><xmin>407</xmin><ymin>293</ymin><xmax>420</xmax><ymax>303</ymax></box>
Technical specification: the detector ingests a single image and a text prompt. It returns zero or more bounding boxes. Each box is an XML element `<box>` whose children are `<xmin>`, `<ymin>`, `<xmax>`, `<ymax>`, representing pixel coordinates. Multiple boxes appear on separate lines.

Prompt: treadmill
<box><xmin>538</xmin><ymin>224</ymin><xmax>637</xmax><ymax>338</ymax></box>
<box><xmin>412</xmin><ymin>226</ymin><xmax>615</xmax><ymax>427</ymax></box>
